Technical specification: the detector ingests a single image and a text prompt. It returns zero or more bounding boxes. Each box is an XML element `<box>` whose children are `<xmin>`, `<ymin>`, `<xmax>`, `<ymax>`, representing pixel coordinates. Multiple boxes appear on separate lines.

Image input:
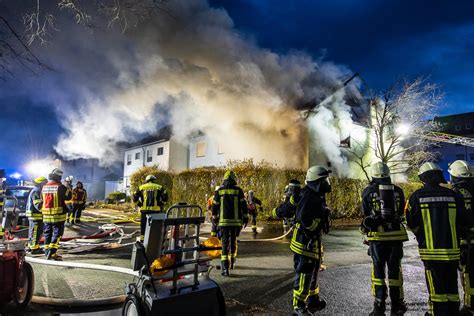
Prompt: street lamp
<box><xmin>25</xmin><ymin>160</ymin><xmax>57</xmax><ymax>177</ymax></box>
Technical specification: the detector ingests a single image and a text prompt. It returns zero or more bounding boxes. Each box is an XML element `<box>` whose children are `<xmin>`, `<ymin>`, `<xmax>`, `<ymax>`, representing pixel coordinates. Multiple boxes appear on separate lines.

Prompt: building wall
<box><xmin>169</xmin><ymin>137</ymin><xmax>188</xmax><ymax>172</ymax></box>
<box><xmin>188</xmin><ymin>135</ymin><xmax>226</xmax><ymax>169</ymax></box>
<box><xmin>434</xmin><ymin>136</ymin><xmax>474</xmax><ymax>179</ymax></box>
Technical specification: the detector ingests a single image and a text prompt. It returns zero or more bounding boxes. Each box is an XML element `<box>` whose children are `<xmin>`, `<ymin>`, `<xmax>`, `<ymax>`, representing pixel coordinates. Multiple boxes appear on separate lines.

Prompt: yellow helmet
<box><xmin>223</xmin><ymin>170</ymin><xmax>237</xmax><ymax>181</ymax></box>
<box><xmin>202</xmin><ymin>237</ymin><xmax>222</xmax><ymax>258</ymax></box>
<box><xmin>150</xmin><ymin>255</ymin><xmax>175</xmax><ymax>277</ymax></box>
<box><xmin>34</xmin><ymin>176</ymin><xmax>47</xmax><ymax>184</ymax></box>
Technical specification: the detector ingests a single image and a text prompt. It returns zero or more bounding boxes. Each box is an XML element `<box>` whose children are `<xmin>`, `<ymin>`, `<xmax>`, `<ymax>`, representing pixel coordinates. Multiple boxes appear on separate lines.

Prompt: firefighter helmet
<box><xmin>223</xmin><ymin>170</ymin><xmax>237</xmax><ymax>181</ymax></box>
<box><xmin>418</xmin><ymin>162</ymin><xmax>443</xmax><ymax>176</ymax></box>
<box><xmin>305</xmin><ymin>166</ymin><xmax>331</xmax><ymax>182</ymax></box>
<box><xmin>371</xmin><ymin>162</ymin><xmax>390</xmax><ymax>179</ymax></box>
<box><xmin>448</xmin><ymin>160</ymin><xmax>473</xmax><ymax>178</ymax></box>
<box><xmin>34</xmin><ymin>176</ymin><xmax>47</xmax><ymax>184</ymax></box>
<box><xmin>51</xmin><ymin>168</ymin><xmax>64</xmax><ymax>177</ymax></box>
<box><xmin>145</xmin><ymin>174</ymin><xmax>156</xmax><ymax>182</ymax></box>
<box><xmin>65</xmin><ymin>176</ymin><xmax>73</xmax><ymax>182</ymax></box>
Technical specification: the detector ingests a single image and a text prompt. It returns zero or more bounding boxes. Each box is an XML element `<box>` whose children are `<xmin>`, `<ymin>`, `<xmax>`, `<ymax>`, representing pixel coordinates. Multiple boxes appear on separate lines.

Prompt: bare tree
<box><xmin>0</xmin><ymin>0</ymin><xmax>171</xmax><ymax>78</ymax></box>
<box><xmin>348</xmin><ymin>77</ymin><xmax>442</xmax><ymax>180</ymax></box>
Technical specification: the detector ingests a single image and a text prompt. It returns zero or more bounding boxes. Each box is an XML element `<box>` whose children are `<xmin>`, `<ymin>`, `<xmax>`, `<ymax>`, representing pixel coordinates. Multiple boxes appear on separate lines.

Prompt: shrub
<box><xmin>107</xmin><ymin>191</ymin><xmax>127</xmax><ymax>203</ymax></box>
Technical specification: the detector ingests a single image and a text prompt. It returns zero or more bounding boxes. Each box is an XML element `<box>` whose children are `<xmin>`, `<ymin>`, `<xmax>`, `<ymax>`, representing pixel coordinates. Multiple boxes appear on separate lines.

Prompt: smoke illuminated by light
<box><xmin>396</xmin><ymin>123</ymin><xmax>411</xmax><ymax>136</ymax></box>
<box><xmin>26</xmin><ymin>160</ymin><xmax>58</xmax><ymax>177</ymax></box>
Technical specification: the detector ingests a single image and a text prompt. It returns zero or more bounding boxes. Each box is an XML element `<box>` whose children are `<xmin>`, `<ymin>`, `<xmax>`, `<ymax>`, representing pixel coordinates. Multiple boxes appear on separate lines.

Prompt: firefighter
<box><xmin>72</xmin><ymin>181</ymin><xmax>87</xmax><ymax>224</ymax></box>
<box><xmin>246</xmin><ymin>190</ymin><xmax>262</xmax><ymax>234</ymax></box>
<box><xmin>274</xmin><ymin>179</ymin><xmax>302</xmax><ymax>232</ymax></box>
<box><xmin>208</xmin><ymin>186</ymin><xmax>220</xmax><ymax>237</ymax></box>
<box><xmin>360</xmin><ymin>162</ymin><xmax>408</xmax><ymax>316</ymax></box>
<box><xmin>133</xmin><ymin>174</ymin><xmax>168</xmax><ymax>241</ymax></box>
<box><xmin>64</xmin><ymin>176</ymin><xmax>74</xmax><ymax>224</ymax></box>
<box><xmin>448</xmin><ymin>160</ymin><xmax>474</xmax><ymax>315</ymax></box>
<box><xmin>42</xmin><ymin>168</ymin><xmax>72</xmax><ymax>260</ymax></box>
<box><xmin>406</xmin><ymin>162</ymin><xmax>471</xmax><ymax>315</ymax></box>
<box><xmin>291</xmin><ymin>166</ymin><xmax>331</xmax><ymax>315</ymax></box>
<box><xmin>26</xmin><ymin>176</ymin><xmax>48</xmax><ymax>254</ymax></box>
<box><xmin>212</xmin><ymin>170</ymin><xmax>248</xmax><ymax>276</ymax></box>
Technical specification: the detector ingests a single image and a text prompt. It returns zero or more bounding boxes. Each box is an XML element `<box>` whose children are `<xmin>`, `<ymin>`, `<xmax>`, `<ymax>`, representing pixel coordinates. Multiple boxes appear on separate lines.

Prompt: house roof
<box><xmin>123</xmin><ymin>126</ymin><xmax>172</xmax><ymax>150</ymax></box>
<box><xmin>434</xmin><ymin>112</ymin><xmax>474</xmax><ymax>136</ymax></box>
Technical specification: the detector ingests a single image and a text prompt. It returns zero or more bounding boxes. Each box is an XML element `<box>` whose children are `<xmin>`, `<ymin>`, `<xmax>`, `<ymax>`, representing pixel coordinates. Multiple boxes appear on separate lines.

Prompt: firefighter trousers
<box><xmin>369</xmin><ymin>241</ymin><xmax>404</xmax><ymax>303</ymax></box>
<box><xmin>220</xmin><ymin>226</ymin><xmax>239</xmax><ymax>270</ymax></box>
<box><xmin>293</xmin><ymin>253</ymin><xmax>321</xmax><ymax>310</ymax></box>
<box><xmin>461</xmin><ymin>244</ymin><xmax>474</xmax><ymax>309</ymax></box>
<box><xmin>43</xmin><ymin>221</ymin><xmax>65</xmax><ymax>257</ymax></box>
<box><xmin>28</xmin><ymin>219</ymin><xmax>43</xmax><ymax>250</ymax></box>
<box><xmin>251</xmin><ymin>212</ymin><xmax>257</xmax><ymax>232</ymax></box>
<box><xmin>423</xmin><ymin>261</ymin><xmax>459</xmax><ymax>315</ymax></box>
<box><xmin>73</xmin><ymin>204</ymin><xmax>84</xmax><ymax>222</ymax></box>
<box><xmin>66</xmin><ymin>204</ymin><xmax>74</xmax><ymax>222</ymax></box>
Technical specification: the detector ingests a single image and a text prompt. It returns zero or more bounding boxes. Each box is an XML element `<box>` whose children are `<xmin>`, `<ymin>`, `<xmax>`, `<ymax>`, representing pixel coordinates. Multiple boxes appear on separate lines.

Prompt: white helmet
<box><xmin>371</xmin><ymin>162</ymin><xmax>390</xmax><ymax>179</ymax></box>
<box><xmin>306</xmin><ymin>166</ymin><xmax>331</xmax><ymax>182</ymax></box>
<box><xmin>448</xmin><ymin>160</ymin><xmax>473</xmax><ymax>178</ymax></box>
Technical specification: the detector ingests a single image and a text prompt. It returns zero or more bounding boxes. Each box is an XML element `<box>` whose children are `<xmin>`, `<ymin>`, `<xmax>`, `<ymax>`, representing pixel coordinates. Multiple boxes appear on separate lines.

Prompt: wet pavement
<box><xmin>0</xmin><ymin>209</ymin><xmax>458</xmax><ymax>315</ymax></box>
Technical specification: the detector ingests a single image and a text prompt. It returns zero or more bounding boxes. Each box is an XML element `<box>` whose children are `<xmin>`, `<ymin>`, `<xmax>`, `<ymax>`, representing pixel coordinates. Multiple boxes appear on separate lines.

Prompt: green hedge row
<box><xmin>130</xmin><ymin>161</ymin><xmax>423</xmax><ymax>219</ymax></box>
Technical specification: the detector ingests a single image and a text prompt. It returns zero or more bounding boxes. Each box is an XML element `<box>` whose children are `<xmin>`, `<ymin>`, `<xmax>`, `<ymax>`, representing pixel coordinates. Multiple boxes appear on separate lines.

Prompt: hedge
<box><xmin>130</xmin><ymin>161</ymin><xmax>425</xmax><ymax>220</ymax></box>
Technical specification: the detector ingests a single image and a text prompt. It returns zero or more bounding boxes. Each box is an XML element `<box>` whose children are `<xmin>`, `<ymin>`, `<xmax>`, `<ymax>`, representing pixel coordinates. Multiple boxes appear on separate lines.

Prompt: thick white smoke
<box><xmin>13</xmin><ymin>0</ymin><xmax>361</xmax><ymax>172</ymax></box>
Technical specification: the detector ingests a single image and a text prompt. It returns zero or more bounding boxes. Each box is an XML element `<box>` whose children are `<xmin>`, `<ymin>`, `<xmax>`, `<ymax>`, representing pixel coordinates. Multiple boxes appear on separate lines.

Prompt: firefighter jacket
<box><xmin>133</xmin><ymin>182</ymin><xmax>168</xmax><ymax>212</ymax></box>
<box><xmin>406</xmin><ymin>183</ymin><xmax>470</xmax><ymax>261</ymax></box>
<box><xmin>247</xmin><ymin>196</ymin><xmax>262</xmax><ymax>215</ymax></box>
<box><xmin>212</xmin><ymin>180</ymin><xmax>248</xmax><ymax>227</ymax></box>
<box><xmin>290</xmin><ymin>186</ymin><xmax>329</xmax><ymax>259</ymax></box>
<box><xmin>362</xmin><ymin>180</ymin><xmax>408</xmax><ymax>242</ymax></box>
<box><xmin>452</xmin><ymin>181</ymin><xmax>474</xmax><ymax>245</ymax></box>
<box><xmin>26</xmin><ymin>186</ymin><xmax>43</xmax><ymax>220</ymax></box>
<box><xmin>274</xmin><ymin>192</ymin><xmax>301</xmax><ymax>220</ymax></box>
<box><xmin>65</xmin><ymin>183</ymin><xmax>73</xmax><ymax>205</ymax></box>
<box><xmin>72</xmin><ymin>188</ymin><xmax>87</xmax><ymax>205</ymax></box>
<box><xmin>41</xmin><ymin>180</ymin><xmax>72</xmax><ymax>223</ymax></box>
<box><xmin>0</xmin><ymin>187</ymin><xmax>4</xmax><ymax>208</ymax></box>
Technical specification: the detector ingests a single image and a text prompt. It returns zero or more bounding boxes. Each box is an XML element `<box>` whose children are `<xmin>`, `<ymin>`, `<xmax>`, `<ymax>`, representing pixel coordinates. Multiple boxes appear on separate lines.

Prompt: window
<box><xmin>127</xmin><ymin>154</ymin><xmax>132</xmax><ymax>165</ymax></box>
<box><xmin>456</xmin><ymin>154</ymin><xmax>465</xmax><ymax>160</ymax></box>
<box><xmin>196</xmin><ymin>142</ymin><xmax>206</xmax><ymax>157</ymax></box>
<box><xmin>157</xmin><ymin>147</ymin><xmax>164</xmax><ymax>156</ymax></box>
<box><xmin>466</xmin><ymin>123</ymin><xmax>472</xmax><ymax>130</ymax></box>
<box><xmin>135</xmin><ymin>152</ymin><xmax>140</xmax><ymax>160</ymax></box>
<box><xmin>455</xmin><ymin>124</ymin><xmax>461</xmax><ymax>131</ymax></box>
<box><xmin>217</xmin><ymin>144</ymin><xmax>224</xmax><ymax>155</ymax></box>
<box><xmin>470</xmin><ymin>153</ymin><xmax>474</xmax><ymax>161</ymax></box>
<box><xmin>146</xmin><ymin>150</ymin><xmax>152</xmax><ymax>162</ymax></box>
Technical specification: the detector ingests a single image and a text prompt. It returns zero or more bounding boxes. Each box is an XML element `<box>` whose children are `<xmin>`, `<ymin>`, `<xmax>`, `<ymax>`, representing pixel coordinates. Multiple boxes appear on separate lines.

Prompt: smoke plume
<box><xmin>13</xmin><ymin>0</ymin><xmax>359</xmax><ymax>171</ymax></box>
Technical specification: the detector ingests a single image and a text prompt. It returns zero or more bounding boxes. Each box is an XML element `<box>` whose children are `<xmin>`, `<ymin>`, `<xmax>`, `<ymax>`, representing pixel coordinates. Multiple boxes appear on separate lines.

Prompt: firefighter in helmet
<box><xmin>26</xmin><ymin>176</ymin><xmax>48</xmax><ymax>254</ymax></box>
<box><xmin>246</xmin><ymin>190</ymin><xmax>263</xmax><ymax>234</ymax></box>
<box><xmin>208</xmin><ymin>186</ymin><xmax>220</xmax><ymax>237</ymax></box>
<box><xmin>133</xmin><ymin>174</ymin><xmax>168</xmax><ymax>241</ymax></box>
<box><xmin>361</xmin><ymin>162</ymin><xmax>408</xmax><ymax>316</ymax></box>
<box><xmin>64</xmin><ymin>176</ymin><xmax>74</xmax><ymax>224</ymax></box>
<box><xmin>42</xmin><ymin>168</ymin><xmax>72</xmax><ymax>260</ymax></box>
<box><xmin>72</xmin><ymin>181</ymin><xmax>87</xmax><ymax>224</ymax></box>
<box><xmin>273</xmin><ymin>179</ymin><xmax>302</xmax><ymax>232</ymax></box>
<box><xmin>448</xmin><ymin>160</ymin><xmax>474</xmax><ymax>315</ymax></box>
<box><xmin>291</xmin><ymin>166</ymin><xmax>331</xmax><ymax>315</ymax></box>
<box><xmin>407</xmin><ymin>162</ymin><xmax>471</xmax><ymax>315</ymax></box>
<box><xmin>212</xmin><ymin>170</ymin><xmax>248</xmax><ymax>276</ymax></box>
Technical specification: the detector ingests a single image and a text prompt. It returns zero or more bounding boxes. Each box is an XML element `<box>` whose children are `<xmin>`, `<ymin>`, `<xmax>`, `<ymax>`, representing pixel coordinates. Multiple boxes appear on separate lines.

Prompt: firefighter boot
<box><xmin>370</xmin><ymin>300</ymin><xmax>386</xmax><ymax>316</ymax></box>
<box><xmin>307</xmin><ymin>296</ymin><xmax>327</xmax><ymax>313</ymax></box>
<box><xmin>292</xmin><ymin>308</ymin><xmax>311</xmax><ymax>316</ymax></box>
<box><xmin>30</xmin><ymin>248</ymin><xmax>44</xmax><ymax>255</ymax></box>
<box><xmin>221</xmin><ymin>261</ymin><xmax>230</xmax><ymax>276</ymax></box>
<box><xmin>230</xmin><ymin>257</ymin><xmax>236</xmax><ymax>270</ymax></box>
<box><xmin>391</xmin><ymin>301</ymin><xmax>407</xmax><ymax>315</ymax></box>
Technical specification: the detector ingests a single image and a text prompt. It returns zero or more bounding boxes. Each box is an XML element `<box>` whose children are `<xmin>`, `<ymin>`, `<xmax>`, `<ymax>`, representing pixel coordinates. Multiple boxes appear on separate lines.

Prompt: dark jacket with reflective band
<box><xmin>0</xmin><ymin>188</ymin><xmax>4</xmax><ymax>207</ymax></box>
<box><xmin>274</xmin><ymin>193</ymin><xmax>301</xmax><ymax>219</ymax></box>
<box><xmin>362</xmin><ymin>182</ymin><xmax>408</xmax><ymax>242</ymax></box>
<box><xmin>41</xmin><ymin>181</ymin><xmax>72</xmax><ymax>223</ymax></box>
<box><xmin>72</xmin><ymin>188</ymin><xmax>87</xmax><ymax>205</ymax></box>
<box><xmin>133</xmin><ymin>182</ymin><xmax>168</xmax><ymax>212</ymax></box>
<box><xmin>26</xmin><ymin>186</ymin><xmax>43</xmax><ymax>220</ymax></box>
<box><xmin>212</xmin><ymin>181</ymin><xmax>248</xmax><ymax>227</ymax></box>
<box><xmin>290</xmin><ymin>186</ymin><xmax>326</xmax><ymax>259</ymax></box>
<box><xmin>406</xmin><ymin>184</ymin><xmax>469</xmax><ymax>261</ymax></box>
<box><xmin>452</xmin><ymin>183</ymin><xmax>474</xmax><ymax>245</ymax></box>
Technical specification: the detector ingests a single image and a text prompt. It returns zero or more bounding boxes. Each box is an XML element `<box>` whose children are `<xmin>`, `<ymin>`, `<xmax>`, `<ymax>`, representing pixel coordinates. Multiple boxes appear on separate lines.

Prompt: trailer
<box><xmin>122</xmin><ymin>203</ymin><xmax>225</xmax><ymax>316</ymax></box>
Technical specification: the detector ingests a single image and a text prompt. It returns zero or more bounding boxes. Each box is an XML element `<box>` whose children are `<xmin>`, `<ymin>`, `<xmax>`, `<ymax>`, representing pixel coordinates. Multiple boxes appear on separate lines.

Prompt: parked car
<box><xmin>5</xmin><ymin>186</ymin><xmax>33</xmax><ymax>226</ymax></box>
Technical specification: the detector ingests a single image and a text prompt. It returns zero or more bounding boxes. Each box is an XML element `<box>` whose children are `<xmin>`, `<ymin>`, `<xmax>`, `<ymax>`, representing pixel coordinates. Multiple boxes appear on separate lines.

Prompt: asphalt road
<box><xmin>3</xmin><ymin>210</ymin><xmax>458</xmax><ymax>315</ymax></box>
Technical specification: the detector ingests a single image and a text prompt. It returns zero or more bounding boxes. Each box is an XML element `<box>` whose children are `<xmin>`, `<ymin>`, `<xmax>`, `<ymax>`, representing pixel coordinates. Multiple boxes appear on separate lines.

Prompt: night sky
<box><xmin>1</xmin><ymin>0</ymin><xmax>473</xmax><ymax>173</ymax></box>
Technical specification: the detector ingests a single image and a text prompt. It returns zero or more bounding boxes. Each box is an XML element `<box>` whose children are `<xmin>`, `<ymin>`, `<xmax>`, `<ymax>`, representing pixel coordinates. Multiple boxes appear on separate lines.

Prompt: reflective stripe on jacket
<box><xmin>72</xmin><ymin>188</ymin><xmax>87</xmax><ymax>205</ymax></box>
<box><xmin>407</xmin><ymin>184</ymin><xmax>470</xmax><ymax>261</ymax></box>
<box><xmin>134</xmin><ymin>182</ymin><xmax>168</xmax><ymax>212</ymax></box>
<box><xmin>26</xmin><ymin>186</ymin><xmax>43</xmax><ymax>220</ymax></box>
<box><xmin>41</xmin><ymin>181</ymin><xmax>71</xmax><ymax>223</ymax></box>
<box><xmin>212</xmin><ymin>182</ymin><xmax>248</xmax><ymax>227</ymax></box>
